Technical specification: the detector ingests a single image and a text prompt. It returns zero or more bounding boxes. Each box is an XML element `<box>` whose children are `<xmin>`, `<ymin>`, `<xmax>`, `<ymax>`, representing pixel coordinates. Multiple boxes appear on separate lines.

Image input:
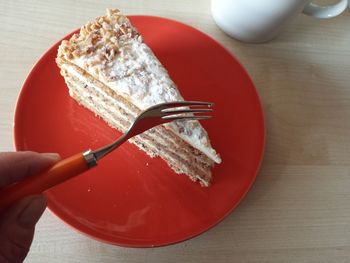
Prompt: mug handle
<box><xmin>303</xmin><ymin>0</ymin><xmax>348</xmax><ymax>18</ymax></box>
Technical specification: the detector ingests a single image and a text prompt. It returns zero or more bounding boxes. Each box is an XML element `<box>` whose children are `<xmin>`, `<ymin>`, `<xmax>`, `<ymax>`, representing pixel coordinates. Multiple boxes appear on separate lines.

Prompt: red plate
<box><xmin>14</xmin><ymin>16</ymin><xmax>265</xmax><ymax>247</ymax></box>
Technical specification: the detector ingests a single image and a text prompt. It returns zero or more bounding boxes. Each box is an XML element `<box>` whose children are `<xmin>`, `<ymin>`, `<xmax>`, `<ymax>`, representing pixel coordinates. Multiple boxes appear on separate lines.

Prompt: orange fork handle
<box><xmin>0</xmin><ymin>152</ymin><xmax>89</xmax><ymax>212</ymax></box>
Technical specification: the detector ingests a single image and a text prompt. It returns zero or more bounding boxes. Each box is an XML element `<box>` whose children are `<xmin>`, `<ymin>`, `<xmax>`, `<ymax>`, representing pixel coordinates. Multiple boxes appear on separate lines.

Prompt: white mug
<box><xmin>211</xmin><ymin>0</ymin><xmax>349</xmax><ymax>43</ymax></box>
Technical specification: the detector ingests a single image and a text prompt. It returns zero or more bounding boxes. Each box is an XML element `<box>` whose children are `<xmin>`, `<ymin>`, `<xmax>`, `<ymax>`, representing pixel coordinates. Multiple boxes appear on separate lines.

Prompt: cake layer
<box><xmin>61</xmin><ymin>69</ymin><xmax>213</xmax><ymax>185</ymax></box>
<box><xmin>56</xmin><ymin>9</ymin><xmax>222</xmax><ymax>186</ymax></box>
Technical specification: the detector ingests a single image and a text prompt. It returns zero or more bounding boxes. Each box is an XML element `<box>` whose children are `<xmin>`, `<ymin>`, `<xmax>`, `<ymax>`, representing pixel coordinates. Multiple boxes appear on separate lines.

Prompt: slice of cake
<box><xmin>56</xmin><ymin>9</ymin><xmax>221</xmax><ymax>186</ymax></box>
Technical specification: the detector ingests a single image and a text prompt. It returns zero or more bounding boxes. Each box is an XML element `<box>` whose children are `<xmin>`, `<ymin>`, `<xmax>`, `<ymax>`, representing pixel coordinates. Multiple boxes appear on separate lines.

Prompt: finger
<box><xmin>0</xmin><ymin>151</ymin><xmax>61</xmax><ymax>188</ymax></box>
<box><xmin>0</xmin><ymin>195</ymin><xmax>47</xmax><ymax>263</ymax></box>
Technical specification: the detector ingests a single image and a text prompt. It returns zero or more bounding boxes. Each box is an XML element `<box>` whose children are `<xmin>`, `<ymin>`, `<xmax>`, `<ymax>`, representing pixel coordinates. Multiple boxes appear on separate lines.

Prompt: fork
<box><xmin>0</xmin><ymin>101</ymin><xmax>213</xmax><ymax>211</ymax></box>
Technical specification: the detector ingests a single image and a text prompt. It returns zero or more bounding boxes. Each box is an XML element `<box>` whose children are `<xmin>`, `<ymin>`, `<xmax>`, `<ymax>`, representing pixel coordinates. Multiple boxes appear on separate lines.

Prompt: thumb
<box><xmin>0</xmin><ymin>195</ymin><xmax>47</xmax><ymax>263</ymax></box>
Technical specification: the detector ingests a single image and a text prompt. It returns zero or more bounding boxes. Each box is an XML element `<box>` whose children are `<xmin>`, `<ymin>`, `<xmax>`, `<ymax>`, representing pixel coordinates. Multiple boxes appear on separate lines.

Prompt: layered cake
<box><xmin>56</xmin><ymin>9</ymin><xmax>221</xmax><ymax>186</ymax></box>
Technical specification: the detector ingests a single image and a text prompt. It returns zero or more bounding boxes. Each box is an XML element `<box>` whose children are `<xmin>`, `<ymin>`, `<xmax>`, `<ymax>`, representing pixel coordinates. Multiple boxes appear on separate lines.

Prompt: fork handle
<box><xmin>0</xmin><ymin>151</ymin><xmax>94</xmax><ymax>212</ymax></box>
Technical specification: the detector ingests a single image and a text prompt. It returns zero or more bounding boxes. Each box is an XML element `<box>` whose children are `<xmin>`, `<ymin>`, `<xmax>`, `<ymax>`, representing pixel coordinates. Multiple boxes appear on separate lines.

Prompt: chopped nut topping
<box><xmin>57</xmin><ymin>8</ymin><xmax>140</xmax><ymax>70</ymax></box>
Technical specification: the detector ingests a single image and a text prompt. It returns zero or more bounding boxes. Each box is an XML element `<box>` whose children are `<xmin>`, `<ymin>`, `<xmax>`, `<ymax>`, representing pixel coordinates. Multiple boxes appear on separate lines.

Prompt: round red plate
<box><xmin>14</xmin><ymin>16</ymin><xmax>265</xmax><ymax>247</ymax></box>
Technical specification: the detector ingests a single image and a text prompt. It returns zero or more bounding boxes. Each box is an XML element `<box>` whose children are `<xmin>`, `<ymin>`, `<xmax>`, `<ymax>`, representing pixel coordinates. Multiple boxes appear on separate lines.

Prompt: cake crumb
<box><xmin>145</xmin><ymin>162</ymin><xmax>149</xmax><ymax>166</ymax></box>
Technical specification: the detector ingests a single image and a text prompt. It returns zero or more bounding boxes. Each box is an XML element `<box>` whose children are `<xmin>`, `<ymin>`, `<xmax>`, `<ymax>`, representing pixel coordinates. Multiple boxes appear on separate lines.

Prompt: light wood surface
<box><xmin>2</xmin><ymin>0</ymin><xmax>350</xmax><ymax>262</ymax></box>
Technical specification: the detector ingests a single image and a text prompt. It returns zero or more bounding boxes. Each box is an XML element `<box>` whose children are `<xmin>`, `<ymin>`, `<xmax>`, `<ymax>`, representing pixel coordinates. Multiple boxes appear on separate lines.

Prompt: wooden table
<box><xmin>1</xmin><ymin>1</ymin><xmax>350</xmax><ymax>262</ymax></box>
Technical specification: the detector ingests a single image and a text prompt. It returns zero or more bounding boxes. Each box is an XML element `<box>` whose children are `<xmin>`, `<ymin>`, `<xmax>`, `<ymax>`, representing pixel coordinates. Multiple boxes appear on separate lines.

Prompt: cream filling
<box><xmin>68</xmin><ymin>83</ymin><xmax>210</xmax><ymax>185</ymax></box>
<box><xmin>63</xmin><ymin>62</ymin><xmax>221</xmax><ymax>163</ymax></box>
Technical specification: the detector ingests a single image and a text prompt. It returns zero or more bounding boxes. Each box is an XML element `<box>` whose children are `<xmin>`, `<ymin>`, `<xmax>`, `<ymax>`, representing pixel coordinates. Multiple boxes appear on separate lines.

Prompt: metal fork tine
<box><xmin>162</xmin><ymin>115</ymin><xmax>212</xmax><ymax>121</ymax></box>
<box><xmin>152</xmin><ymin>101</ymin><xmax>214</xmax><ymax>111</ymax></box>
<box><xmin>162</xmin><ymin>108</ymin><xmax>213</xmax><ymax>115</ymax></box>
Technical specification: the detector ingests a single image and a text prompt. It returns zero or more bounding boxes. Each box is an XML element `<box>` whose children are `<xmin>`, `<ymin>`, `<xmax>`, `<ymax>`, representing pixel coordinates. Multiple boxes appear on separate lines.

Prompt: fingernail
<box><xmin>17</xmin><ymin>195</ymin><xmax>47</xmax><ymax>228</ymax></box>
<box><xmin>41</xmin><ymin>153</ymin><xmax>61</xmax><ymax>161</ymax></box>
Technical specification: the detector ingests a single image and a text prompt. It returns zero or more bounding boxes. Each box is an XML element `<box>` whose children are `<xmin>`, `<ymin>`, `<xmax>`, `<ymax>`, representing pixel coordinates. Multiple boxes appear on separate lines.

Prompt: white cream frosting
<box><xmin>75</xmin><ymin>40</ymin><xmax>182</xmax><ymax>107</ymax></box>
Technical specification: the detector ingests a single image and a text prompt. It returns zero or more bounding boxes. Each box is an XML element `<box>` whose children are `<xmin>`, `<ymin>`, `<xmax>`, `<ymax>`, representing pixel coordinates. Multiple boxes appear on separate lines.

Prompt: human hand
<box><xmin>0</xmin><ymin>151</ymin><xmax>60</xmax><ymax>263</ymax></box>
